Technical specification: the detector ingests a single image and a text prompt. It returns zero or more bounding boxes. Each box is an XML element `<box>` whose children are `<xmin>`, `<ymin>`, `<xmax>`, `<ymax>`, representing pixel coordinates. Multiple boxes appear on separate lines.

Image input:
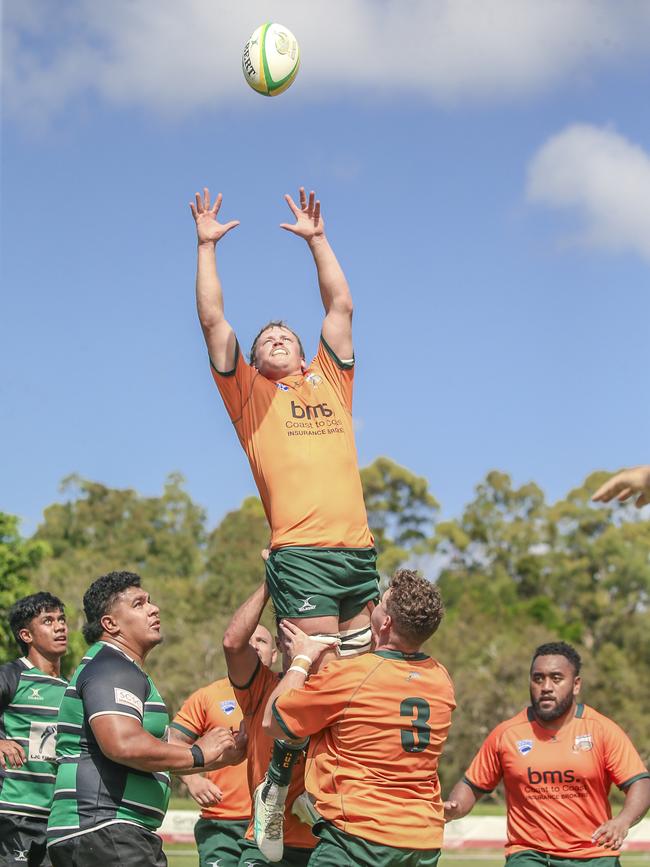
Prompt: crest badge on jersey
<box><xmin>306</xmin><ymin>373</ymin><xmax>322</xmax><ymax>388</ymax></box>
<box><xmin>276</xmin><ymin>382</ymin><xmax>289</xmax><ymax>391</ymax></box>
<box><xmin>573</xmin><ymin>734</ymin><xmax>593</xmax><ymax>752</ymax></box>
<box><xmin>220</xmin><ymin>700</ymin><xmax>237</xmax><ymax>715</ymax></box>
<box><xmin>516</xmin><ymin>739</ymin><xmax>534</xmax><ymax>755</ymax></box>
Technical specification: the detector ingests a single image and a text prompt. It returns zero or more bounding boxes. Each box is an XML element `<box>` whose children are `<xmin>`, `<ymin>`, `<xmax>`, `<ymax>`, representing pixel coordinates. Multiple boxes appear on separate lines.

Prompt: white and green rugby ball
<box><xmin>242</xmin><ymin>22</ymin><xmax>300</xmax><ymax>96</ymax></box>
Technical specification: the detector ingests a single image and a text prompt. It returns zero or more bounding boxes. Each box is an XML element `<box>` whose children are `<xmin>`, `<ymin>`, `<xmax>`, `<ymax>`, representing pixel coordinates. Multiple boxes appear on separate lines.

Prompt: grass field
<box><xmin>163</xmin><ymin>843</ymin><xmax>648</xmax><ymax>867</ymax></box>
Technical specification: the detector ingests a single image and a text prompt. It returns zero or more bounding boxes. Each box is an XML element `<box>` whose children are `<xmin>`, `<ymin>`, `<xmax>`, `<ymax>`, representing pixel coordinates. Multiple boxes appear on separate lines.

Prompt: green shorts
<box><xmin>237</xmin><ymin>838</ymin><xmax>313</xmax><ymax>867</ymax></box>
<box><xmin>195</xmin><ymin>816</ymin><xmax>249</xmax><ymax>867</ymax></box>
<box><xmin>265</xmin><ymin>547</ymin><xmax>380</xmax><ymax>621</ymax></box>
<box><xmin>505</xmin><ymin>852</ymin><xmax>621</xmax><ymax>867</ymax></box>
<box><xmin>309</xmin><ymin>821</ymin><xmax>441</xmax><ymax>867</ymax></box>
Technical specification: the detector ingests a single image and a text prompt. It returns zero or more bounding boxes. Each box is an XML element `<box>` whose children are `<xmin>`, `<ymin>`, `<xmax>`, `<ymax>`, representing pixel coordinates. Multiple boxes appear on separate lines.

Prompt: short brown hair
<box><xmin>249</xmin><ymin>320</ymin><xmax>305</xmax><ymax>366</ymax></box>
<box><xmin>386</xmin><ymin>569</ymin><xmax>444</xmax><ymax>647</ymax></box>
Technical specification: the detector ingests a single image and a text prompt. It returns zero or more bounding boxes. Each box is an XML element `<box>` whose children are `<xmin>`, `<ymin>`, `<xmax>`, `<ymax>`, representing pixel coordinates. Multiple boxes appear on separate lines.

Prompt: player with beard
<box><xmin>444</xmin><ymin>642</ymin><xmax>650</xmax><ymax>867</ymax></box>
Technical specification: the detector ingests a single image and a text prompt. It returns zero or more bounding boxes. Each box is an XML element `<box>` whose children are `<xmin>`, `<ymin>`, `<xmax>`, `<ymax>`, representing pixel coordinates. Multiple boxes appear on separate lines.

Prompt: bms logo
<box><xmin>290</xmin><ymin>400</ymin><xmax>332</xmax><ymax>420</ymax></box>
<box><xmin>527</xmin><ymin>767</ymin><xmax>576</xmax><ymax>785</ymax></box>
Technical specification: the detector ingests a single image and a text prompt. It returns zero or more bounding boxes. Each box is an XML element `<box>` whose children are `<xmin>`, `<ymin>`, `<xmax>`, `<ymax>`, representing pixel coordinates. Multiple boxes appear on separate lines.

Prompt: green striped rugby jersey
<box><xmin>47</xmin><ymin>641</ymin><xmax>170</xmax><ymax>844</ymax></box>
<box><xmin>0</xmin><ymin>657</ymin><xmax>67</xmax><ymax>820</ymax></box>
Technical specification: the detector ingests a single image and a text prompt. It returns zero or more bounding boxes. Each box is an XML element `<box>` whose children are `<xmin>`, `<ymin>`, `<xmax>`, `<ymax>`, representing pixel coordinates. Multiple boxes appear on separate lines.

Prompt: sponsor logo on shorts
<box><xmin>206</xmin><ymin>860</ymin><xmax>223</xmax><ymax>867</ymax></box>
<box><xmin>573</xmin><ymin>734</ymin><xmax>593</xmax><ymax>752</ymax></box>
<box><xmin>516</xmin><ymin>739</ymin><xmax>533</xmax><ymax>755</ymax></box>
<box><xmin>12</xmin><ymin>850</ymin><xmax>28</xmax><ymax>862</ymax></box>
<box><xmin>298</xmin><ymin>596</ymin><xmax>317</xmax><ymax>612</ymax></box>
<box><xmin>114</xmin><ymin>688</ymin><xmax>144</xmax><ymax>715</ymax></box>
<box><xmin>29</xmin><ymin>687</ymin><xmax>43</xmax><ymax>700</ymax></box>
<box><xmin>220</xmin><ymin>700</ymin><xmax>237</xmax><ymax>715</ymax></box>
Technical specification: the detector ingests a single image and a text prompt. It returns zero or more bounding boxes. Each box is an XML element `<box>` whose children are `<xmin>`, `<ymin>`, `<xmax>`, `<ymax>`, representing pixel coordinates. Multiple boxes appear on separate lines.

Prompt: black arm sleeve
<box><xmin>0</xmin><ymin>661</ymin><xmax>23</xmax><ymax>738</ymax></box>
<box><xmin>77</xmin><ymin>648</ymin><xmax>149</xmax><ymax>724</ymax></box>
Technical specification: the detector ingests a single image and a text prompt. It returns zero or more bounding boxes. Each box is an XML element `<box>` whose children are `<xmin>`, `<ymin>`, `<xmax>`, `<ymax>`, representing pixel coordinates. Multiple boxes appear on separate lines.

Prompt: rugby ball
<box><xmin>242</xmin><ymin>22</ymin><xmax>300</xmax><ymax>96</ymax></box>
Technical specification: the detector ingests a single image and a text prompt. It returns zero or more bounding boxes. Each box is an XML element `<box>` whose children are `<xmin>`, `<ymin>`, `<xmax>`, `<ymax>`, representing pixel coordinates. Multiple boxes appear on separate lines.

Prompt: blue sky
<box><xmin>3</xmin><ymin>1</ymin><xmax>650</xmax><ymax>536</ymax></box>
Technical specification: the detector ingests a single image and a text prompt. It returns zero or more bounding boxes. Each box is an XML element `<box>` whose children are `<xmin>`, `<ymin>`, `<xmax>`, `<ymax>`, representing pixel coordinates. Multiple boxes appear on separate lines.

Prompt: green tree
<box><xmin>0</xmin><ymin>513</ymin><xmax>50</xmax><ymax>663</ymax></box>
<box><xmin>361</xmin><ymin>456</ymin><xmax>439</xmax><ymax>576</ymax></box>
<box><xmin>32</xmin><ymin>473</ymin><xmax>207</xmax><ymax>702</ymax></box>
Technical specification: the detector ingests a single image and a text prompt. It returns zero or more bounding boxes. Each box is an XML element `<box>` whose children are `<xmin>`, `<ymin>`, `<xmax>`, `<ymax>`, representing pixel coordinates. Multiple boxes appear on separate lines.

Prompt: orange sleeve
<box><xmin>272</xmin><ymin>663</ymin><xmax>355</xmax><ymax>739</ymax></box>
<box><xmin>313</xmin><ymin>336</ymin><xmax>354</xmax><ymax>412</ymax></box>
<box><xmin>170</xmin><ymin>687</ymin><xmax>207</xmax><ymax>740</ymax></box>
<box><xmin>209</xmin><ymin>341</ymin><xmax>256</xmax><ymax>423</ymax></box>
<box><xmin>600</xmin><ymin>718</ymin><xmax>650</xmax><ymax>790</ymax></box>
<box><xmin>232</xmin><ymin>661</ymin><xmax>277</xmax><ymax>718</ymax></box>
<box><xmin>464</xmin><ymin>727</ymin><xmax>503</xmax><ymax>794</ymax></box>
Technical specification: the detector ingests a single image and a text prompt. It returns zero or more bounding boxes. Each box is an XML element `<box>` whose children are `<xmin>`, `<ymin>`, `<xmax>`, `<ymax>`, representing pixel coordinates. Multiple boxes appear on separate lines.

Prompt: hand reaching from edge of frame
<box><xmin>592</xmin><ymin>465</ymin><xmax>650</xmax><ymax>508</ymax></box>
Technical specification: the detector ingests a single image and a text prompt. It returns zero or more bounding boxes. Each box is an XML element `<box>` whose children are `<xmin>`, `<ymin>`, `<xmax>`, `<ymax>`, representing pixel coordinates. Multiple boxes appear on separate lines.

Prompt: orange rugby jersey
<box><xmin>464</xmin><ymin>704</ymin><xmax>650</xmax><ymax>858</ymax></box>
<box><xmin>272</xmin><ymin>649</ymin><xmax>456</xmax><ymax>850</ymax></box>
<box><xmin>170</xmin><ymin>678</ymin><xmax>250</xmax><ymax>821</ymax></box>
<box><xmin>231</xmin><ymin>660</ymin><xmax>316</xmax><ymax>849</ymax></box>
<box><xmin>211</xmin><ymin>336</ymin><xmax>373</xmax><ymax>550</ymax></box>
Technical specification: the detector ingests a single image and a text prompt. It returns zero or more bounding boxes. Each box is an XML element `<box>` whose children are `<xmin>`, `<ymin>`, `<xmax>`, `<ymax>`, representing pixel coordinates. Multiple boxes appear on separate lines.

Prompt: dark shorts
<box><xmin>195</xmin><ymin>817</ymin><xmax>249</xmax><ymax>867</ymax></box>
<box><xmin>48</xmin><ymin>823</ymin><xmax>166</xmax><ymax>867</ymax></box>
<box><xmin>309</xmin><ymin>821</ymin><xmax>441</xmax><ymax>867</ymax></box>
<box><xmin>237</xmin><ymin>838</ymin><xmax>313</xmax><ymax>867</ymax></box>
<box><xmin>265</xmin><ymin>547</ymin><xmax>380</xmax><ymax>621</ymax></box>
<box><xmin>0</xmin><ymin>814</ymin><xmax>50</xmax><ymax>867</ymax></box>
<box><xmin>506</xmin><ymin>852</ymin><xmax>621</xmax><ymax>867</ymax></box>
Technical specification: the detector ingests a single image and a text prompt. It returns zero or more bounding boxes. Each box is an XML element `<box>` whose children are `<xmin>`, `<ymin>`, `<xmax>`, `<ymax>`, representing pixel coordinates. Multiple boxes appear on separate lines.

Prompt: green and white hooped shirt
<box><xmin>0</xmin><ymin>657</ymin><xmax>67</xmax><ymax>821</ymax></box>
<box><xmin>47</xmin><ymin>641</ymin><xmax>170</xmax><ymax>846</ymax></box>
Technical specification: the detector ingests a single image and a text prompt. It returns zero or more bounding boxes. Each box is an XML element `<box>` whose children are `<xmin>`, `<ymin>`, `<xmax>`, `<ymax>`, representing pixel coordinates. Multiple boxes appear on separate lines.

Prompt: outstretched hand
<box><xmin>190</xmin><ymin>188</ymin><xmax>240</xmax><ymax>245</ymax></box>
<box><xmin>592</xmin><ymin>465</ymin><xmax>650</xmax><ymax>509</ymax></box>
<box><xmin>280</xmin><ymin>187</ymin><xmax>324</xmax><ymax>241</ymax></box>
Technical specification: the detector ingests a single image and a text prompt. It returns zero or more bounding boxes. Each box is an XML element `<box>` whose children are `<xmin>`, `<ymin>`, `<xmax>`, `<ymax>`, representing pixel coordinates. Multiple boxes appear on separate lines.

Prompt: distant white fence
<box><xmin>159</xmin><ymin>810</ymin><xmax>650</xmax><ymax>851</ymax></box>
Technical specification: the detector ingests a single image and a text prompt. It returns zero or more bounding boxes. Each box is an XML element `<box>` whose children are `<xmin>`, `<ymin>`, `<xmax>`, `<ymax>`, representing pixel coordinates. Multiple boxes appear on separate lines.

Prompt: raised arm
<box><xmin>190</xmin><ymin>187</ymin><xmax>240</xmax><ymax>372</ymax></box>
<box><xmin>223</xmin><ymin>582</ymin><xmax>270</xmax><ymax>687</ymax></box>
<box><xmin>281</xmin><ymin>188</ymin><xmax>353</xmax><ymax>360</ymax></box>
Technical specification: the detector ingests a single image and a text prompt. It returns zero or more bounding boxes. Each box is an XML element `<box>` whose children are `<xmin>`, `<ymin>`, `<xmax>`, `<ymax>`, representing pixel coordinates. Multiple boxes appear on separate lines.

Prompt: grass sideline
<box><xmin>164</xmin><ymin>843</ymin><xmax>648</xmax><ymax>867</ymax></box>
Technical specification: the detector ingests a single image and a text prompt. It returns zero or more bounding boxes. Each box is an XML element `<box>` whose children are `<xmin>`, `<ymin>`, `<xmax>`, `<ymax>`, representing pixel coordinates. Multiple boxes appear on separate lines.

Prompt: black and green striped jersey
<box><xmin>0</xmin><ymin>657</ymin><xmax>67</xmax><ymax>821</ymax></box>
<box><xmin>47</xmin><ymin>641</ymin><xmax>171</xmax><ymax>844</ymax></box>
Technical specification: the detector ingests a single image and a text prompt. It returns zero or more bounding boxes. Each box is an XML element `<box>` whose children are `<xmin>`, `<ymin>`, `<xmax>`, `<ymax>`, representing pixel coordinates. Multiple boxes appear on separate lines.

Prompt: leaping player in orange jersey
<box><xmin>444</xmin><ymin>642</ymin><xmax>650</xmax><ymax>867</ymax></box>
<box><xmin>190</xmin><ymin>188</ymin><xmax>380</xmax><ymax>861</ymax></box>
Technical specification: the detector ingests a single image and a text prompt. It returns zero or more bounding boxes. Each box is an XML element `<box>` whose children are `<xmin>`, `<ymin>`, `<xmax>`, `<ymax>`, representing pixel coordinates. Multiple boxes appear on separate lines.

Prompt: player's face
<box><xmin>529</xmin><ymin>655</ymin><xmax>580</xmax><ymax>723</ymax></box>
<box><xmin>254</xmin><ymin>327</ymin><xmax>304</xmax><ymax>380</ymax></box>
<box><xmin>109</xmin><ymin>586</ymin><xmax>162</xmax><ymax>650</ymax></box>
<box><xmin>20</xmin><ymin>608</ymin><xmax>68</xmax><ymax>658</ymax></box>
<box><xmin>249</xmin><ymin>625</ymin><xmax>277</xmax><ymax>667</ymax></box>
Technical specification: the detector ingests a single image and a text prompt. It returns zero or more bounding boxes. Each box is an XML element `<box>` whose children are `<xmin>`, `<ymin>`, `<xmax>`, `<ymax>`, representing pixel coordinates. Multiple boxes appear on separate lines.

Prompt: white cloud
<box><xmin>3</xmin><ymin>1</ymin><xmax>650</xmax><ymax>127</ymax></box>
<box><xmin>527</xmin><ymin>124</ymin><xmax>650</xmax><ymax>261</ymax></box>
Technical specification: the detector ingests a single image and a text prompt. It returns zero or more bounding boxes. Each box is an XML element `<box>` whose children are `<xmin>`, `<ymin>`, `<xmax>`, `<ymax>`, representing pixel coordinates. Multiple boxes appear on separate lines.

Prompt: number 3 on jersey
<box><xmin>400</xmin><ymin>697</ymin><xmax>431</xmax><ymax>753</ymax></box>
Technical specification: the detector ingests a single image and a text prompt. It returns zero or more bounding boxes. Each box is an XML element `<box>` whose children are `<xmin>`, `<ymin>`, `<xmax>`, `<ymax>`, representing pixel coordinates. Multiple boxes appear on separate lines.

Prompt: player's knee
<box><xmin>337</xmin><ymin>626</ymin><xmax>372</xmax><ymax>657</ymax></box>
